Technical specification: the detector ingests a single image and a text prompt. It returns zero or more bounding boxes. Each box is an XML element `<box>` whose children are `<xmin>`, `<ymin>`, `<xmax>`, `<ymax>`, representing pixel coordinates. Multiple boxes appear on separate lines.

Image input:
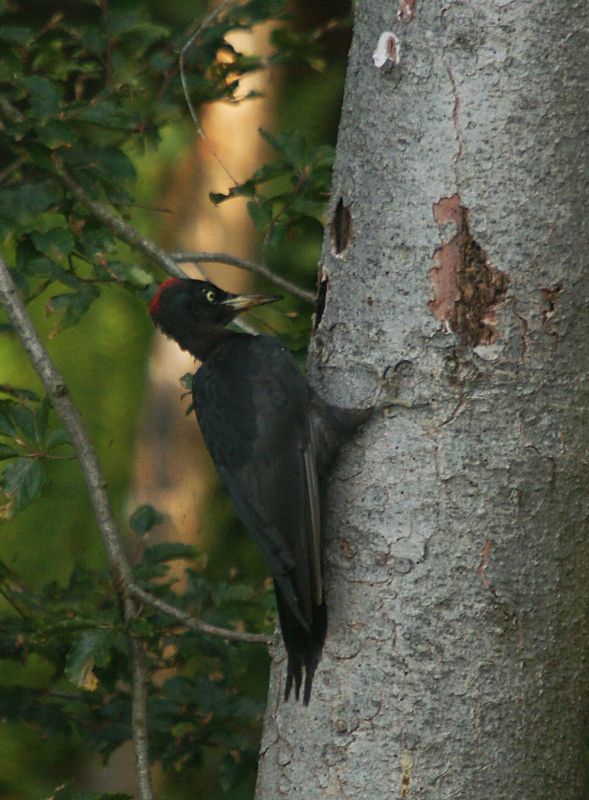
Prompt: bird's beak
<box><xmin>221</xmin><ymin>292</ymin><xmax>282</xmax><ymax>313</ymax></box>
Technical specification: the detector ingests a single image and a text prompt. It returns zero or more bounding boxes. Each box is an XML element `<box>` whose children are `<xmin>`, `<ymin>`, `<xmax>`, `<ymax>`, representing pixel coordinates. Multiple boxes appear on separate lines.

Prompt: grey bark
<box><xmin>256</xmin><ymin>1</ymin><xmax>589</xmax><ymax>798</ymax></box>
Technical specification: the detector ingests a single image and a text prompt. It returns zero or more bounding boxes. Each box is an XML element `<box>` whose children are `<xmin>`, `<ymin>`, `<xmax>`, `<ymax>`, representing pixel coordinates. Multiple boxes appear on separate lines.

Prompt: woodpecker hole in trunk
<box><xmin>330</xmin><ymin>198</ymin><xmax>352</xmax><ymax>257</ymax></box>
<box><xmin>314</xmin><ymin>270</ymin><xmax>329</xmax><ymax>330</ymax></box>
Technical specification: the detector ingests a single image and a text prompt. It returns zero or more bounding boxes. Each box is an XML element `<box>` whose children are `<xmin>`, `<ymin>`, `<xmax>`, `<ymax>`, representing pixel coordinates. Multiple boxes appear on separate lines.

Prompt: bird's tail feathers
<box><xmin>275</xmin><ymin>585</ymin><xmax>327</xmax><ymax>705</ymax></box>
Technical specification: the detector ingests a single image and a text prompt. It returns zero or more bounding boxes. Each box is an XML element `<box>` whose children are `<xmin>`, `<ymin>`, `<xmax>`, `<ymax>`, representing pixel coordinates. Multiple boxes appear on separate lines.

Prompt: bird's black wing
<box><xmin>192</xmin><ymin>334</ymin><xmax>324</xmax><ymax>701</ymax></box>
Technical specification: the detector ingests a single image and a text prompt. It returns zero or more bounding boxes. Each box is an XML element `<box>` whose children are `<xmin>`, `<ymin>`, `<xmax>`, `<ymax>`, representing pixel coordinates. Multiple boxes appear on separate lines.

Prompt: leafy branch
<box><xmin>0</xmin><ymin>257</ymin><xmax>269</xmax><ymax>799</ymax></box>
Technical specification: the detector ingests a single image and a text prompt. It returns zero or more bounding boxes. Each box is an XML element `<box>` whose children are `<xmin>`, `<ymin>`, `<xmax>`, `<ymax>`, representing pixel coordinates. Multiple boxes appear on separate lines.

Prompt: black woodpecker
<box><xmin>149</xmin><ymin>277</ymin><xmax>373</xmax><ymax>703</ymax></box>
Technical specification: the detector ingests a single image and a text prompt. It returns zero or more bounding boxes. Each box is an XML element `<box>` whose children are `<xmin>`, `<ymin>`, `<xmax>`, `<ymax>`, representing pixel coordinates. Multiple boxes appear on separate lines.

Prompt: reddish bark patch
<box><xmin>429</xmin><ymin>194</ymin><xmax>510</xmax><ymax>347</ymax></box>
<box><xmin>398</xmin><ymin>0</ymin><xmax>417</xmax><ymax>22</ymax></box>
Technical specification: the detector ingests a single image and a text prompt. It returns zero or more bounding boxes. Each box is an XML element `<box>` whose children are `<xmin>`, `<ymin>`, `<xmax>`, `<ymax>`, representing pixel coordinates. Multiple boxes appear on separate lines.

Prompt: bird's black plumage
<box><xmin>149</xmin><ymin>277</ymin><xmax>371</xmax><ymax>703</ymax></box>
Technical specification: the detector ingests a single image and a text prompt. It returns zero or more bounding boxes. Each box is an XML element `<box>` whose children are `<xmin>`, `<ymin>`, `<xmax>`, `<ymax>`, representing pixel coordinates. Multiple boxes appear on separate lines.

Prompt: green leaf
<box><xmin>44</xmin><ymin>427</ymin><xmax>71</xmax><ymax>449</ymax></box>
<box><xmin>212</xmin><ymin>582</ymin><xmax>255</xmax><ymax>606</ymax></box>
<box><xmin>34</xmin><ymin>397</ymin><xmax>51</xmax><ymax>445</ymax></box>
<box><xmin>34</xmin><ymin>213</ymin><xmax>69</xmax><ymax>233</ymax></box>
<box><xmin>0</xmin><ymin>401</ymin><xmax>17</xmax><ymax>437</ymax></box>
<box><xmin>0</xmin><ymin>385</ymin><xmax>39</xmax><ymax>402</ymax></box>
<box><xmin>250</xmin><ymin>160</ymin><xmax>291</xmax><ymax>183</ymax></box>
<box><xmin>0</xmin><ymin>444</ymin><xmax>20</xmax><ymax>461</ymax></box>
<box><xmin>74</xmin><ymin>102</ymin><xmax>137</xmax><ymax>132</ymax></box>
<box><xmin>141</xmin><ymin>543</ymin><xmax>196</xmax><ymax>564</ymax></box>
<box><xmin>129</xmin><ymin>504</ymin><xmax>165</xmax><ymax>535</ymax></box>
<box><xmin>36</xmin><ymin>119</ymin><xmax>77</xmax><ymax>149</ymax></box>
<box><xmin>22</xmin><ymin>76</ymin><xmax>62</xmax><ymax>120</ymax></box>
<box><xmin>46</xmin><ymin>284</ymin><xmax>100</xmax><ymax>333</ymax></box>
<box><xmin>0</xmin><ymin>184</ymin><xmax>55</xmax><ymax>224</ymax></box>
<box><xmin>65</xmin><ymin>145</ymin><xmax>136</xmax><ymax>182</ymax></box>
<box><xmin>209</xmin><ymin>191</ymin><xmax>228</xmax><ymax>205</ymax></box>
<box><xmin>31</xmin><ymin>226</ymin><xmax>75</xmax><ymax>261</ymax></box>
<box><xmin>0</xmin><ymin>457</ymin><xmax>45</xmax><ymax>513</ymax></box>
<box><xmin>65</xmin><ymin>629</ymin><xmax>117</xmax><ymax>691</ymax></box>
<box><xmin>0</xmin><ymin>27</ymin><xmax>33</xmax><ymax>44</ymax></box>
<box><xmin>247</xmin><ymin>199</ymin><xmax>273</xmax><ymax>230</ymax></box>
<box><xmin>179</xmin><ymin>373</ymin><xmax>194</xmax><ymax>390</ymax></box>
<box><xmin>259</xmin><ymin>127</ymin><xmax>305</xmax><ymax>167</ymax></box>
<box><xmin>11</xmin><ymin>403</ymin><xmax>36</xmax><ymax>440</ymax></box>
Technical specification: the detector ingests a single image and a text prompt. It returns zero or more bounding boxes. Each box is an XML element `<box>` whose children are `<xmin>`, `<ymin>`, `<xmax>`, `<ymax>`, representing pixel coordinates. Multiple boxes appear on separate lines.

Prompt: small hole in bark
<box><xmin>314</xmin><ymin>271</ymin><xmax>329</xmax><ymax>330</ymax></box>
<box><xmin>541</xmin><ymin>283</ymin><xmax>563</xmax><ymax>322</ymax></box>
<box><xmin>330</xmin><ymin>198</ymin><xmax>352</xmax><ymax>257</ymax></box>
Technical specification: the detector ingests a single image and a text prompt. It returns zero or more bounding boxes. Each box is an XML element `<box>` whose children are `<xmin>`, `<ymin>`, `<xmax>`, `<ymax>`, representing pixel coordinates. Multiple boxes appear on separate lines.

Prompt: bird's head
<box><xmin>148</xmin><ymin>277</ymin><xmax>282</xmax><ymax>359</ymax></box>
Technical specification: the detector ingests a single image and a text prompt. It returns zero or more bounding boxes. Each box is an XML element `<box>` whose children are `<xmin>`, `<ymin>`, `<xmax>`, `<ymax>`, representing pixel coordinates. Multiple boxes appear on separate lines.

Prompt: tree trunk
<box><xmin>256</xmin><ymin>1</ymin><xmax>589</xmax><ymax>798</ymax></box>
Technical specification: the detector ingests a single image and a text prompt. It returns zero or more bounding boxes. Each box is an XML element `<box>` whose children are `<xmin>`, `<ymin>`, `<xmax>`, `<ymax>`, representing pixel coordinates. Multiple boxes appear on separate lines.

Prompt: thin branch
<box><xmin>0</xmin><ymin>257</ymin><xmax>154</xmax><ymax>800</ymax></box>
<box><xmin>171</xmin><ymin>252</ymin><xmax>316</xmax><ymax>304</ymax></box>
<box><xmin>52</xmin><ymin>155</ymin><xmax>187</xmax><ymax>279</ymax></box>
<box><xmin>129</xmin><ymin>583</ymin><xmax>271</xmax><ymax>645</ymax></box>
<box><xmin>1</xmin><ymin>95</ymin><xmax>314</xmax><ymax>308</ymax></box>
<box><xmin>130</xmin><ymin>637</ymin><xmax>154</xmax><ymax>800</ymax></box>
<box><xmin>180</xmin><ymin>0</ymin><xmax>240</xmax><ymax>186</ymax></box>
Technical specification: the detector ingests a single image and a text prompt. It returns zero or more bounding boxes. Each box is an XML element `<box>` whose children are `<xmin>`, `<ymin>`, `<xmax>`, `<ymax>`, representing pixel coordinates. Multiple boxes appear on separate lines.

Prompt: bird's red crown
<box><xmin>148</xmin><ymin>277</ymin><xmax>181</xmax><ymax>316</ymax></box>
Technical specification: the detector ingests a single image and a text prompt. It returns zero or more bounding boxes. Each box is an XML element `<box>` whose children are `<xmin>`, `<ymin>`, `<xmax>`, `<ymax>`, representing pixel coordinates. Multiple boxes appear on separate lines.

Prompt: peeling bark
<box><xmin>256</xmin><ymin>2</ymin><xmax>589</xmax><ymax>799</ymax></box>
<box><xmin>429</xmin><ymin>193</ymin><xmax>510</xmax><ymax>346</ymax></box>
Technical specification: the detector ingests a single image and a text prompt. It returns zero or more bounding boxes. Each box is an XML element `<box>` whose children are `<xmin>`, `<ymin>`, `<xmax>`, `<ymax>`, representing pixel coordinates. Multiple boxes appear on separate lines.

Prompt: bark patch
<box><xmin>372</xmin><ymin>32</ymin><xmax>401</xmax><ymax>72</ymax></box>
<box><xmin>429</xmin><ymin>194</ymin><xmax>510</xmax><ymax>347</ymax></box>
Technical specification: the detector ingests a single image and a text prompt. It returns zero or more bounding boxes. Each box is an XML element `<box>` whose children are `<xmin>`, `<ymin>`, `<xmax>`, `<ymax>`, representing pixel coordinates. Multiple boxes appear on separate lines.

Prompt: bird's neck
<box><xmin>179</xmin><ymin>324</ymin><xmax>239</xmax><ymax>362</ymax></box>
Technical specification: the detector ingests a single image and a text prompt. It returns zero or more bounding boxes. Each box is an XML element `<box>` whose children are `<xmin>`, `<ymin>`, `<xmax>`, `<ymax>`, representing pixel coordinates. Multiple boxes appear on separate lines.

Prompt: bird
<box><xmin>149</xmin><ymin>277</ymin><xmax>373</xmax><ymax>703</ymax></box>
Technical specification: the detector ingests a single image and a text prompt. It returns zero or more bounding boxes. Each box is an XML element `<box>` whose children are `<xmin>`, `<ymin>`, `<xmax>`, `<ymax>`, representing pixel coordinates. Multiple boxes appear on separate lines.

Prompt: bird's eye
<box><xmin>205</xmin><ymin>289</ymin><xmax>216</xmax><ymax>303</ymax></box>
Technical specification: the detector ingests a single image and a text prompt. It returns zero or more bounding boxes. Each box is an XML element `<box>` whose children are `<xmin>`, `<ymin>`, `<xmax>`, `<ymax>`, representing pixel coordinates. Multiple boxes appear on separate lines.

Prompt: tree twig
<box><xmin>0</xmin><ymin>95</ymin><xmax>313</xmax><ymax>306</ymax></box>
<box><xmin>180</xmin><ymin>0</ymin><xmax>240</xmax><ymax>186</ymax></box>
<box><xmin>171</xmin><ymin>252</ymin><xmax>316</xmax><ymax>304</ymax></box>
<box><xmin>129</xmin><ymin>583</ymin><xmax>271</xmax><ymax>645</ymax></box>
<box><xmin>52</xmin><ymin>155</ymin><xmax>314</xmax><ymax>305</ymax></box>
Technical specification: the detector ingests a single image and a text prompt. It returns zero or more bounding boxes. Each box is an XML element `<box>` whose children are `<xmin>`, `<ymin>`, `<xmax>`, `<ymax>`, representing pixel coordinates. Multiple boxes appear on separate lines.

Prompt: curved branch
<box><xmin>171</xmin><ymin>252</ymin><xmax>316</xmax><ymax>304</ymax></box>
<box><xmin>52</xmin><ymin>155</ymin><xmax>315</xmax><ymax>304</ymax></box>
<box><xmin>129</xmin><ymin>583</ymin><xmax>271</xmax><ymax>645</ymax></box>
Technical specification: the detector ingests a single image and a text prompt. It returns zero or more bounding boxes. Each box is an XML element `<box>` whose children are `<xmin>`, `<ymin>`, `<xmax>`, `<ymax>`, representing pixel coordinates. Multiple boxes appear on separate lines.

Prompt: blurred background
<box><xmin>0</xmin><ymin>0</ymin><xmax>351</xmax><ymax>797</ymax></box>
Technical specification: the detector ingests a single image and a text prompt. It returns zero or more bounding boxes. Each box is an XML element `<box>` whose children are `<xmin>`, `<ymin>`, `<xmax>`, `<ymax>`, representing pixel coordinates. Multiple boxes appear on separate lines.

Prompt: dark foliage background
<box><xmin>0</xmin><ymin>0</ymin><xmax>350</xmax><ymax>797</ymax></box>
